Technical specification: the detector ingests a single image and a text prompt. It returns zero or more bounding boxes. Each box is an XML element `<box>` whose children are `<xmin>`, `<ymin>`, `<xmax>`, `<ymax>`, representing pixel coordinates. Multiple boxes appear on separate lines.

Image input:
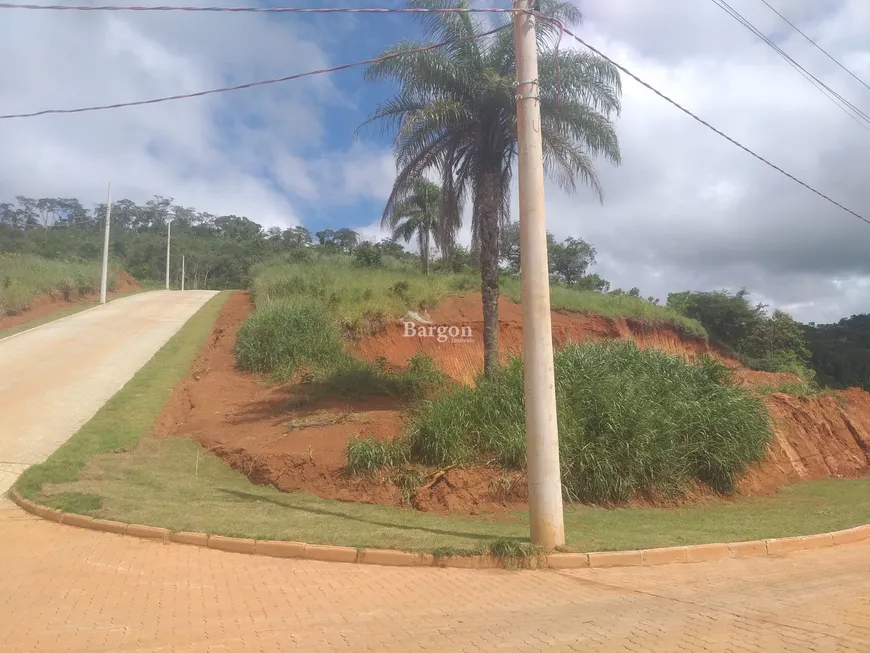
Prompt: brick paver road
<box><xmin>1</xmin><ymin>503</ymin><xmax>868</xmax><ymax>653</ymax></box>
<box><xmin>1</xmin><ymin>290</ymin><xmax>868</xmax><ymax>652</ymax></box>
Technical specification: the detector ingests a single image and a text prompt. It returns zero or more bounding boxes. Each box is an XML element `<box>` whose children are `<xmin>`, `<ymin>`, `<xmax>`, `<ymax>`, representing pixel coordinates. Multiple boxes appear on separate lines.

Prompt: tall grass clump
<box><xmin>0</xmin><ymin>253</ymin><xmax>117</xmax><ymax>317</ymax></box>
<box><xmin>235</xmin><ymin>297</ymin><xmax>344</xmax><ymax>379</ymax></box>
<box><xmin>345</xmin><ymin>436</ymin><xmax>410</xmax><ymax>474</ymax></box>
<box><xmin>408</xmin><ymin>340</ymin><xmax>772</xmax><ymax>503</ymax></box>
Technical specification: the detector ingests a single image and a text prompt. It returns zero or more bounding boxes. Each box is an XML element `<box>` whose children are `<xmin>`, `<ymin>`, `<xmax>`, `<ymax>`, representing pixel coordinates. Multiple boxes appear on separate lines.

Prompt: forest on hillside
<box><xmin>1</xmin><ymin>194</ymin><xmax>866</xmax><ymax>390</ymax></box>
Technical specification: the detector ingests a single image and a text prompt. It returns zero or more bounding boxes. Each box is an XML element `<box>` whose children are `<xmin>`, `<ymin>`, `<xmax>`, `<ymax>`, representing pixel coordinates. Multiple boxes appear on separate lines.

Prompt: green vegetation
<box><xmin>407</xmin><ymin>342</ymin><xmax>772</xmax><ymax>502</ymax></box>
<box><xmin>0</xmin><ymin>252</ymin><xmax>121</xmax><ymax>317</ymax></box>
<box><xmin>235</xmin><ymin>297</ymin><xmax>345</xmax><ymax>379</ymax></box>
<box><xmin>345</xmin><ymin>437</ymin><xmax>410</xmax><ymax>475</ymax></box>
<box><xmin>667</xmin><ymin>289</ymin><xmax>815</xmax><ymax>380</ymax></box>
<box><xmin>362</xmin><ymin>0</ymin><xmax>622</xmax><ymax>378</ymax></box>
<box><xmin>33</xmin><ymin>434</ymin><xmax>870</xmax><ymax>553</ymax></box>
<box><xmin>502</xmin><ymin>277</ymin><xmax>706</xmax><ymax>338</ymax></box>
<box><xmin>806</xmin><ymin>314</ymin><xmax>870</xmax><ymax>390</ymax></box>
<box><xmin>14</xmin><ymin>291</ymin><xmax>231</xmax><ymax>499</ymax></box>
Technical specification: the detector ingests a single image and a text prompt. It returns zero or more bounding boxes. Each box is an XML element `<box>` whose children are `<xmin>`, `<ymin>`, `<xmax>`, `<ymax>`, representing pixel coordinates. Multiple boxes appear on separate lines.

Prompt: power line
<box><xmin>1</xmin><ymin>3</ymin><xmax>867</xmax><ymax>228</ymax></box>
<box><xmin>560</xmin><ymin>25</ymin><xmax>870</xmax><ymax>227</ymax></box>
<box><xmin>708</xmin><ymin>0</ymin><xmax>870</xmax><ymax>132</ymax></box>
<box><xmin>757</xmin><ymin>0</ymin><xmax>870</xmax><ymax>94</ymax></box>
<box><xmin>0</xmin><ymin>23</ymin><xmax>509</xmax><ymax>119</ymax></box>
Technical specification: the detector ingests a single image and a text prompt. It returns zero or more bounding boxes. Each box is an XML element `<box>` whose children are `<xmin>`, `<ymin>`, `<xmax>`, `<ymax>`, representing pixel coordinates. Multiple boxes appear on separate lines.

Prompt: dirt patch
<box><xmin>0</xmin><ymin>270</ymin><xmax>140</xmax><ymax>331</ymax></box>
<box><xmin>155</xmin><ymin>290</ymin><xmax>870</xmax><ymax>515</ymax></box>
<box><xmin>352</xmin><ymin>294</ymin><xmax>740</xmax><ymax>385</ymax></box>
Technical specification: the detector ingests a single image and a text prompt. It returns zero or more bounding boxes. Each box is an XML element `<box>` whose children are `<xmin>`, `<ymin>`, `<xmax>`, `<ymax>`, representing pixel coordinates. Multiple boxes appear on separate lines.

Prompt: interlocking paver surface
<box><xmin>1</xmin><ymin>505</ymin><xmax>868</xmax><ymax>653</ymax></box>
<box><xmin>1</xmin><ymin>289</ymin><xmax>868</xmax><ymax>652</ymax></box>
<box><xmin>0</xmin><ymin>290</ymin><xmax>217</xmax><ymax>494</ymax></box>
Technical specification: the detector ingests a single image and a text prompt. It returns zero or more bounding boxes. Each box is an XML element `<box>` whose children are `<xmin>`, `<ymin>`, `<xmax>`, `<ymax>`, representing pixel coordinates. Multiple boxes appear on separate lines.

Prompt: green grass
<box><xmin>345</xmin><ymin>437</ymin><xmax>411</xmax><ymax>474</ymax></box>
<box><xmin>407</xmin><ymin>342</ymin><xmax>772</xmax><ymax>503</ymax></box>
<box><xmin>19</xmin><ymin>288</ymin><xmax>869</xmax><ymax>554</ymax></box>
<box><xmin>501</xmin><ymin>277</ymin><xmax>707</xmax><ymax>339</ymax></box>
<box><xmin>235</xmin><ymin>296</ymin><xmax>345</xmax><ymax>379</ymax></box>
<box><xmin>0</xmin><ymin>252</ymin><xmax>126</xmax><ymax>317</ymax></box>
<box><xmin>0</xmin><ymin>288</ymin><xmax>148</xmax><ymax>340</ymax></box>
<box><xmin>32</xmin><ymin>435</ymin><xmax>870</xmax><ymax>553</ymax></box>
<box><xmin>14</xmin><ymin>291</ymin><xmax>231</xmax><ymax>499</ymax></box>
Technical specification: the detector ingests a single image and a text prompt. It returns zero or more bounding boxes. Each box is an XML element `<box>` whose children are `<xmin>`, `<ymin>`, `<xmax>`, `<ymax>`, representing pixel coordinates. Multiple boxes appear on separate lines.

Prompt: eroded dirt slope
<box><xmin>353</xmin><ymin>294</ymin><xmax>740</xmax><ymax>385</ymax></box>
<box><xmin>156</xmin><ymin>291</ymin><xmax>870</xmax><ymax>513</ymax></box>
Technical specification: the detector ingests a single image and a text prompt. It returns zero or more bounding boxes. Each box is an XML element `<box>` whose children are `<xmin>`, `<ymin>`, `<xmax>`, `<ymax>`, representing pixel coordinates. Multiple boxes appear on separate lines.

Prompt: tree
<box><xmin>667</xmin><ymin>289</ymin><xmax>765</xmax><ymax>349</ymax></box>
<box><xmin>549</xmin><ymin>237</ymin><xmax>596</xmax><ymax>285</ymax></box>
<box><xmin>384</xmin><ymin>178</ymin><xmax>440</xmax><ymax>275</ymax></box>
<box><xmin>334</xmin><ymin>228</ymin><xmax>359</xmax><ymax>253</ymax></box>
<box><xmin>361</xmin><ymin>0</ymin><xmax>621</xmax><ymax>376</ymax></box>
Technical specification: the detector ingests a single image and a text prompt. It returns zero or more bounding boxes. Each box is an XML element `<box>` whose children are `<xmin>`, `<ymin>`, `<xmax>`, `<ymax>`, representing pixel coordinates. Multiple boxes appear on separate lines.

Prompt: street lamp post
<box><xmin>165</xmin><ymin>219</ymin><xmax>172</xmax><ymax>290</ymax></box>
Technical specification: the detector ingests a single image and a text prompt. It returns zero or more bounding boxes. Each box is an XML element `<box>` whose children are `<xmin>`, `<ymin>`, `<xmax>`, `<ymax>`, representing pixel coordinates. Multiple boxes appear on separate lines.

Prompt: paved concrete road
<box><xmin>1</xmin><ymin>288</ymin><xmax>868</xmax><ymax>652</ymax></box>
<box><xmin>0</xmin><ymin>290</ymin><xmax>217</xmax><ymax>494</ymax></box>
<box><xmin>1</xmin><ymin>504</ymin><xmax>868</xmax><ymax>653</ymax></box>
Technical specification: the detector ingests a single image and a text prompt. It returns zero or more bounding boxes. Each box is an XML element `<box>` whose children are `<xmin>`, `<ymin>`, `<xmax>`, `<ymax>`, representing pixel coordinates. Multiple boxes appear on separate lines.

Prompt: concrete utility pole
<box><xmin>181</xmin><ymin>255</ymin><xmax>185</xmax><ymax>291</ymax></box>
<box><xmin>513</xmin><ymin>0</ymin><xmax>565</xmax><ymax>548</ymax></box>
<box><xmin>99</xmin><ymin>182</ymin><xmax>113</xmax><ymax>304</ymax></box>
<box><xmin>165</xmin><ymin>219</ymin><xmax>172</xmax><ymax>290</ymax></box>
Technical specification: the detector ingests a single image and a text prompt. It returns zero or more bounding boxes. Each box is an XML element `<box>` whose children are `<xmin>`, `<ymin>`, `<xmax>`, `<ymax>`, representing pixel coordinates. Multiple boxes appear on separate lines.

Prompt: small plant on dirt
<box><xmin>389</xmin><ymin>467</ymin><xmax>426</xmax><ymax>506</ymax></box>
<box><xmin>489</xmin><ymin>473</ymin><xmax>520</xmax><ymax>502</ymax></box>
<box><xmin>320</xmin><ymin>353</ymin><xmax>447</xmax><ymax>401</ymax></box>
<box><xmin>345</xmin><ymin>436</ymin><xmax>410</xmax><ymax>475</ymax></box>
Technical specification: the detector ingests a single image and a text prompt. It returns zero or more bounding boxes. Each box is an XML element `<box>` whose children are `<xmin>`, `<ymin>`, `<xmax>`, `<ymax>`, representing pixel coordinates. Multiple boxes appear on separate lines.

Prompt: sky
<box><xmin>1</xmin><ymin>0</ymin><xmax>870</xmax><ymax>324</ymax></box>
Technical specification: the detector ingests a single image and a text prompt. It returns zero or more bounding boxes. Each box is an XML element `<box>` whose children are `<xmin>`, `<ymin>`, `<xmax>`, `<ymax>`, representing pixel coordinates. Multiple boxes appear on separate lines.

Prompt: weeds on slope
<box><xmin>500</xmin><ymin>277</ymin><xmax>707</xmax><ymax>339</ymax></box>
<box><xmin>406</xmin><ymin>341</ymin><xmax>772</xmax><ymax>503</ymax></box>
<box><xmin>0</xmin><ymin>253</ymin><xmax>122</xmax><ymax>317</ymax></box>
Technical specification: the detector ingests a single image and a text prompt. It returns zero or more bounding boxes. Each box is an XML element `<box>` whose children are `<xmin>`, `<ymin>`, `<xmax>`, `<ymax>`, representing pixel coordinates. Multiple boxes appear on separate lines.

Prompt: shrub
<box><xmin>234</xmin><ymin>297</ymin><xmax>344</xmax><ymax>379</ymax></box>
<box><xmin>353</xmin><ymin>242</ymin><xmax>382</xmax><ymax>268</ymax></box>
<box><xmin>407</xmin><ymin>340</ymin><xmax>772</xmax><ymax>503</ymax></box>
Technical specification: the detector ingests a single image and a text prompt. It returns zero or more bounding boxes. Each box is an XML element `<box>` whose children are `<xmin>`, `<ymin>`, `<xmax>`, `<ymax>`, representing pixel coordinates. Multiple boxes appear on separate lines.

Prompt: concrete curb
<box><xmin>9</xmin><ymin>491</ymin><xmax>870</xmax><ymax>570</ymax></box>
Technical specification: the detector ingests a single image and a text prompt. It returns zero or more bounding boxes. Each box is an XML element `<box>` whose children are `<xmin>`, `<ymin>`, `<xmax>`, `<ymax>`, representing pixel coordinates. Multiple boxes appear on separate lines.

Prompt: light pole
<box><xmin>181</xmin><ymin>254</ymin><xmax>185</xmax><ymax>291</ymax></box>
<box><xmin>165</xmin><ymin>219</ymin><xmax>172</xmax><ymax>290</ymax></box>
<box><xmin>513</xmin><ymin>0</ymin><xmax>565</xmax><ymax>548</ymax></box>
<box><xmin>99</xmin><ymin>182</ymin><xmax>112</xmax><ymax>304</ymax></box>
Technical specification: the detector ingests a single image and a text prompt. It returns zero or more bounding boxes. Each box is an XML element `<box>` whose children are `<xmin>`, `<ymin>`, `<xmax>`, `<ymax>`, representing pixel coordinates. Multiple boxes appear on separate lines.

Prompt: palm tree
<box><xmin>385</xmin><ymin>178</ymin><xmax>441</xmax><ymax>276</ymax></box>
<box><xmin>361</xmin><ymin>0</ymin><xmax>621</xmax><ymax>377</ymax></box>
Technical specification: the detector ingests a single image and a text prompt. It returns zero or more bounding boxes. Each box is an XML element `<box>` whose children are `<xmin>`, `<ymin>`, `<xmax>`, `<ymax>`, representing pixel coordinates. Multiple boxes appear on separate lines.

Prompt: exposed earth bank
<box><xmin>154</xmin><ymin>291</ymin><xmax>870</xmax><ymax>514</ymax></box>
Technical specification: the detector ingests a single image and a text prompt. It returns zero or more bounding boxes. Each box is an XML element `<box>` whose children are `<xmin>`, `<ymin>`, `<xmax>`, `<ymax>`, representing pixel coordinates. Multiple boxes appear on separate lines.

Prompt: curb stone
<box><xmin>8</xmin><ymin>491</ymin><xmax>870</xmax><ymax>571</ymax></box>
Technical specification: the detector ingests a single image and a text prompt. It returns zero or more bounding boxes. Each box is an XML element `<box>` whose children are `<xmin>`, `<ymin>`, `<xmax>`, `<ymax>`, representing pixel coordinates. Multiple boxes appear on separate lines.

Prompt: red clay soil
<box><xmin>0</xmin><ymin>271</ymin><xmax>140</xmax><ymax>331</ymax></box>
<box><xmin>353</xmin><ymin>294</ymin><xmax>741</xmax><ymax>385</ymax></box>
<box><xmin>155</xmin><ymin>290</ymin><xmax>870</xmax><ymax>514</ymax></box>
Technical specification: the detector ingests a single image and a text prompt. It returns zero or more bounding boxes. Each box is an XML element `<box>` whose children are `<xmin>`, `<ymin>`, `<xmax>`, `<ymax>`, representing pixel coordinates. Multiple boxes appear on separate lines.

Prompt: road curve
<box><xmin>0</xmin><ymin>290</ymin><xmax>217</xmax><ymax>494</ymax></box>
<box><xmin>0</xmin><ymin>289</ymin><xmax>868</xmax><ymax>652</ymax></box>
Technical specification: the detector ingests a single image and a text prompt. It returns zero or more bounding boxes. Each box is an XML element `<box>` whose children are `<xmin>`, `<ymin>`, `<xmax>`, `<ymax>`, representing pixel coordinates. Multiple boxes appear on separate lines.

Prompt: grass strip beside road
<box><xmin>13</xmin><ymin>291</ymin><xmax>231</xmax><ymax>498</ymax></box>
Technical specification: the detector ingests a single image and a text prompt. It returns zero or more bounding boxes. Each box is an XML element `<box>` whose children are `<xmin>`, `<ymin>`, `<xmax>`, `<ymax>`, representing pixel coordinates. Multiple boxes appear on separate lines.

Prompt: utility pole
<box><xmin>165</xmin><ymin>219</ymin><xmax>172</xmax><ymax>290</ymax></box>
<box><xmin>99</xmin><ymin>182</ymin><xmax>112</xmax><ymax>304</ymax></box>
<box><xmin>181</xmin><ymin>254</ymin><xmax>185</xmax><ymax>291</ymax></box>
<box><xmin>513</xmin><ymin>0</ymin><xmax>565</xmax><ymax>548</ymax></box>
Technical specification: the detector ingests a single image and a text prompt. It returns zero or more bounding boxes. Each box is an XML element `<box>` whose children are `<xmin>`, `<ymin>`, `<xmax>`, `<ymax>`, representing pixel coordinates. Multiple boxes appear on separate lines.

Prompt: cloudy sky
<box><xmin>2</xmin><ymin>0</ymin><xmax>869</xmax><ymax>324</ymax></box>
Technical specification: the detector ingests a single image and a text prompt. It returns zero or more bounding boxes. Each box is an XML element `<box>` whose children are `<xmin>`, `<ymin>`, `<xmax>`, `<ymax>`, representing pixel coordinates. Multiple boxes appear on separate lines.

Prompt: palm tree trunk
<box><xmin>479</xmin><ymin>169</ymin><xmax>501</xmax><ymax>378</ymax></box>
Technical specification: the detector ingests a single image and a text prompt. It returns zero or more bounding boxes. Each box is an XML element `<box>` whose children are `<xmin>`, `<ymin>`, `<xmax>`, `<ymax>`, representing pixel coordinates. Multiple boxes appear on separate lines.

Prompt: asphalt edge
<box><xmin>9</xmin><ymin>491</ymin><xmax>870</xmax><ymax>570</ymax></box>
